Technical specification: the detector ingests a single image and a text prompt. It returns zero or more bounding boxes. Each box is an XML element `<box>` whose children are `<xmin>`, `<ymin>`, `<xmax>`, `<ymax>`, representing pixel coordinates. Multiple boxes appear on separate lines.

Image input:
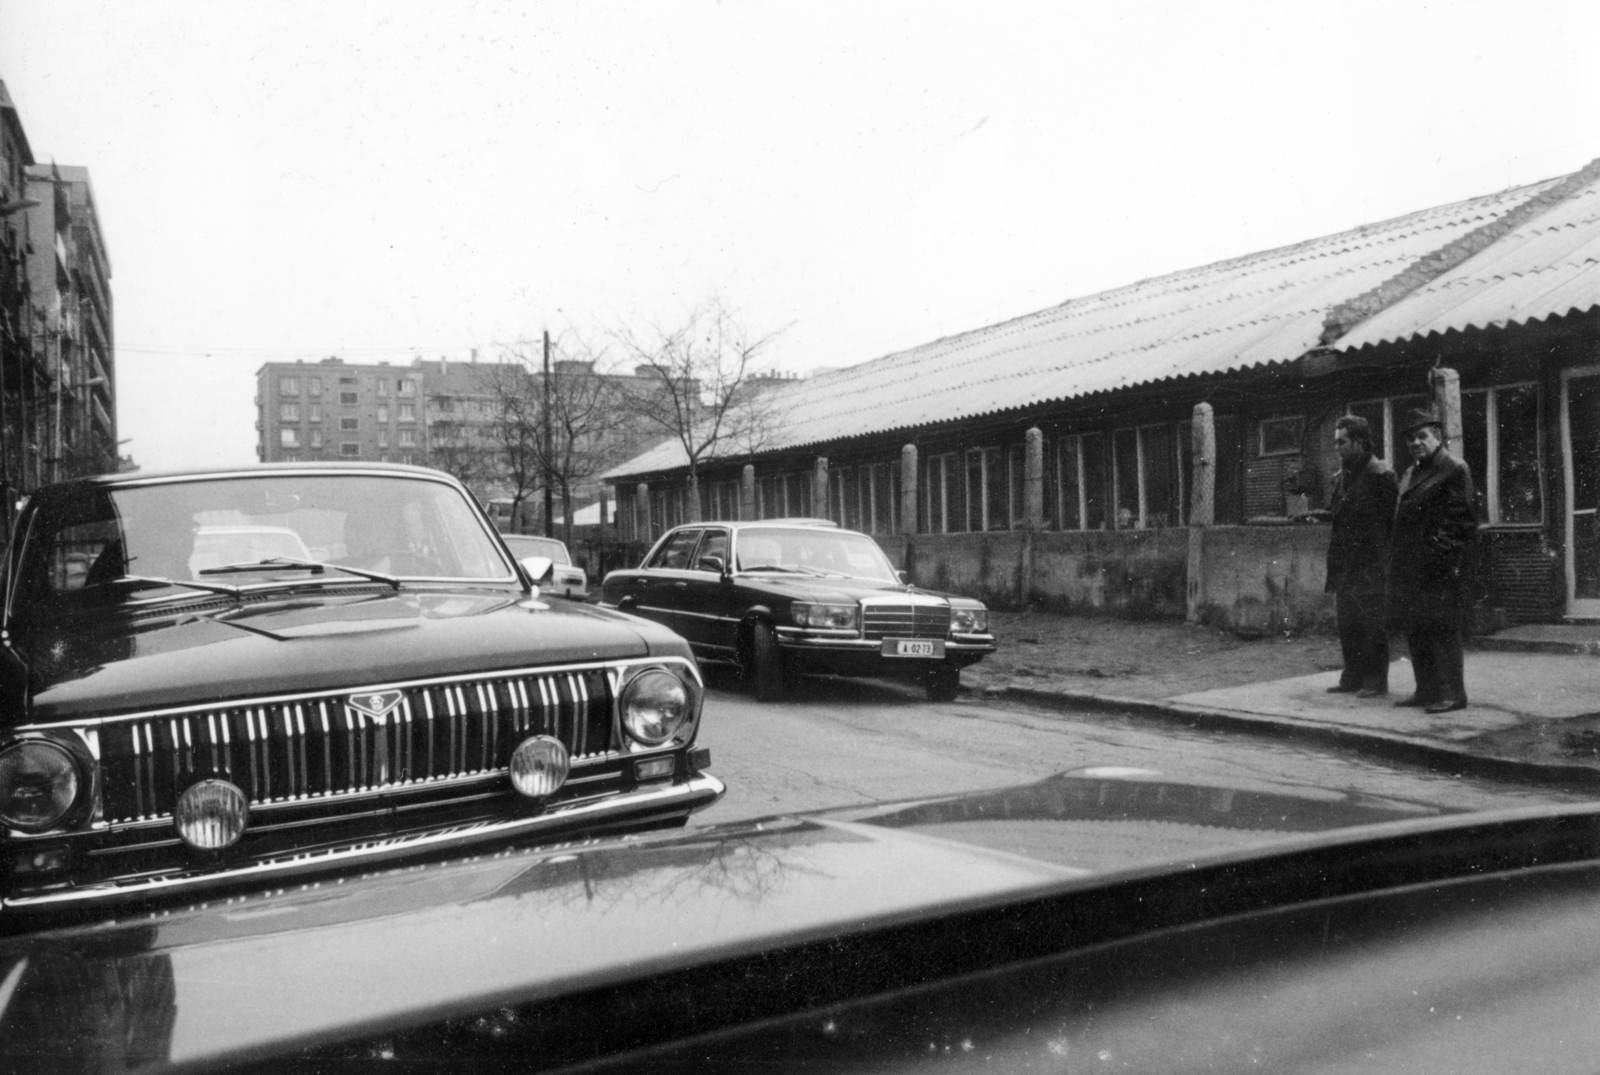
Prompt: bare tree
<box><xmin>484</xmin><ymin>335</ymin><xmax>640</xmax><ymax>543</ymax></box>
<box><xmin>480</xmin><ymin>359</ymin><xmax>544</xmax><ymax>532</ymax></box>
<box><xmin>423</xmin><ymin>392</ymin><xmax>497</xmax><ymax>495</ymax></box>
<box><xmin>614</xmin><ymin>297</ymin><xmax>787</xmax><ymax>520</ymax></box>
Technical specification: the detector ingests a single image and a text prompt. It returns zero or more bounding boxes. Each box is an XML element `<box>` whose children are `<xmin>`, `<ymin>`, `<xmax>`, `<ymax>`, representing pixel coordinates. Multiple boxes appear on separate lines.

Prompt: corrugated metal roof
<box><xmin>1335</xmin><ymin>176</ymin><xmax>1600</xmax><ymax>350</ymax></box>
<box><xmin>609</xmin><ymin>175</ymin><xmax>1567</xmax><ymax>479</ymax></box>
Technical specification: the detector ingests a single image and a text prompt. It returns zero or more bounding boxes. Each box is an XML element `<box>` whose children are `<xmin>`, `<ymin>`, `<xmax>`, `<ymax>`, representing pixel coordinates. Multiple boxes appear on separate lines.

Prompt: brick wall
<box><xmin>1477</xmin><ymin>528</ymin><xmax>1561</xmax><ymax>624</ymax></box>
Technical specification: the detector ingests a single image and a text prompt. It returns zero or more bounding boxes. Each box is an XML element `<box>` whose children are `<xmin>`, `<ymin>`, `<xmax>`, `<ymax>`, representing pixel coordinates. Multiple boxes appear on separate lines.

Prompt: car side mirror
<box><xmin>697</xmin><ymin>554</ymin><xmax>726</xmax><ymax>575</ymax></box>
<box><xmin>519</xmin><ymin>555</ymin><xmax>554</xmax><ymax>583</ymax></box>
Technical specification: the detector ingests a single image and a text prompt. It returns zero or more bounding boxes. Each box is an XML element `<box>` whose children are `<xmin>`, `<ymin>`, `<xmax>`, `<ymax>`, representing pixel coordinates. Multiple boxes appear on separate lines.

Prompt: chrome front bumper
<box><xmin>775</xmin><ymin>627</ymin><xmax>996</xmax><ymax>655</ymax></box>
<box><xmin>4</xmin><ymin>772</ymin><xmax>725</xmax><ymax>913</ymax></box>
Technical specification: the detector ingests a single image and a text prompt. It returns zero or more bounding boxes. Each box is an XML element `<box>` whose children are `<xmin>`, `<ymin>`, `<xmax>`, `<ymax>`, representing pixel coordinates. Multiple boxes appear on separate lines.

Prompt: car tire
<box><xmin>749</xmin><ymin>621</ymin><xmax>786</xmax><ymax>703</ymax></box>
<box><xmin>926</xmin><ymin>665</ymin><xmax>961</xmax><ymax>702</ymax></box>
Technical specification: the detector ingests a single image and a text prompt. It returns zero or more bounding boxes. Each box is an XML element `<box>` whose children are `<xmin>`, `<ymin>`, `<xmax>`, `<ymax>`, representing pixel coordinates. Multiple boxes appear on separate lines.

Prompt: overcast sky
<box><xmin>3</xmin><ymin>0</ymin><xmax>1597</xmax><ymax>472</ymax></box>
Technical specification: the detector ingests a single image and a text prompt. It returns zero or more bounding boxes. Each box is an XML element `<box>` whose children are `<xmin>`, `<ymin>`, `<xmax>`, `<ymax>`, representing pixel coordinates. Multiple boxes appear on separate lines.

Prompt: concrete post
<box><xmin>741</xmin><ymin>464</ymin><xmax>756</xmax><ymax>520</ymax></box>
<box><xmin>1430</xmin><ymin>366</ymin><xmax>1463</xmax><ymax>459</ymax></box>
<box><xmin>900</xmin><ymin>444</ymin><xmax>919</xmax><ymax>534</ymax></box>
<box><xmin>1024</xmin><ymin>428</ymin><xmax>1044</xmax><ymax>531</ymax></box>
<box><xmin>812</xmin><ymin>456</ymin><xmax>829</xmax><ymax>518</ymax></box>
<box><xmin>635</xmin><ymin>482</ymin><xmax>649</xmax><ymax>542</ymax></box>
<box><xmin>685</xmin><ymin>473</ymin><xmax>701</xmax><ymax>523</ymax></box>
<box><xmin>1187</xmin><ymin>403</ymin><xmax>1216</xmax><ymax>625</ymax></box>
<box><xmin>1189</xmin><ymin>402</ymin><xmax>1216</xmax><ymax>527</ymax></box>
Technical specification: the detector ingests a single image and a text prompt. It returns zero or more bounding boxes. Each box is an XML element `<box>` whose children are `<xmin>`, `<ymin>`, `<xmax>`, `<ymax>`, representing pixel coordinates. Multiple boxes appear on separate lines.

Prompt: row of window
<box><xmin>629</xmin><ymin>382</ymin><xmax>1547</xmax><ymax>536</ymax></box>
<box><xmin>276</xmin><ymin>450</ymin><xmax>420</xmax><ymax>464</ymax></box>
<box><xmin>278</xmin><ymin>376</ymin><xmax>417</xmax><ymax>398</ymax></box>
<box><xmin>278</xmin><ymin>402</ymin><xmax>419</xmax><ymax>423</ymax></box>
<box><xmin>280</xmin><ymin>428</ymin><xmax>417</xmax><ymax>449</ymax></box>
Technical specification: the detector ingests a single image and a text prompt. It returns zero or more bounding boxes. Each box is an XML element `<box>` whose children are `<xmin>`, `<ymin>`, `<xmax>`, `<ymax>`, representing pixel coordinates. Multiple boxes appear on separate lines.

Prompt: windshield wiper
<box><xmin>199</xmin><ymin>559</ymin><xmax>326</xmax><ymax>576</ymax></box>
<box><xmin>117</xmin><ymin>573</ymin><xmax>244</xmax><ymax>598</ymax></box>
<box><xmin>199</xmin><ymin>557</ymin><xmax>400</xmax><ymax>590</ymax></box>
<box><xmin>739</xmin><ymin>563</ymin><xmax>807</xmax><ymax>573</ymax></box>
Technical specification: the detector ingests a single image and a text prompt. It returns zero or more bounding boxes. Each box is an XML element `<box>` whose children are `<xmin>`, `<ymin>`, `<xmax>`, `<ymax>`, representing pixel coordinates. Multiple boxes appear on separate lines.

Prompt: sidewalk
<box><xmin>963</xmin><ymin>612</ymin><xmax>1600</xmax><ymax>785</ymax></box>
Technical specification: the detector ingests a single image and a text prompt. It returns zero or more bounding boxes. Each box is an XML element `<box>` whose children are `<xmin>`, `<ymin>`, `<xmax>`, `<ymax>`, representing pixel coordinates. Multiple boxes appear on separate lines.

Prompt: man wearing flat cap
<box><xmin>1388</xmin><ymin>406</ymin><xmax>1478</xmax><ymax>713</ymax></box>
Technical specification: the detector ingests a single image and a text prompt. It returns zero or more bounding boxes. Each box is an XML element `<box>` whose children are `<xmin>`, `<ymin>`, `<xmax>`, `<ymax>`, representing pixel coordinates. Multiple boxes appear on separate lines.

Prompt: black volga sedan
<box><xmin>0</xmin><ymin>463</ymin><xmax>721</xmax><ymax>922</ymax></box>
<box><xmin>597</xmin><ymin>519</ymin><xmax>995</xmax><ymax>702</ymax></box>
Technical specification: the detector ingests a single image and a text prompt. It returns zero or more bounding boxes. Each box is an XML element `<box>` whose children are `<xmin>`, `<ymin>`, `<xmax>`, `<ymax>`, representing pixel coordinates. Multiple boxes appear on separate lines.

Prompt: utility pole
<box><xmin>542</xmin><ymin>329</ymin><xmax>553</xmax><ymax>538</ymax></box>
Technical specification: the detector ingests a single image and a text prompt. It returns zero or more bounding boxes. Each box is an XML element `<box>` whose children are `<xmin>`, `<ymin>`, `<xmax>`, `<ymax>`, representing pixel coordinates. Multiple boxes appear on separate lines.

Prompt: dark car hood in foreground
<box><xmin>18</xmin><ymin>588</ymin><xmax>685</xmax><ymax>721</ymax></box>
<box><xmin>0</xmin><ymin>767</ymin><xmax>1539</xmax><ymax>1073</ymax></box>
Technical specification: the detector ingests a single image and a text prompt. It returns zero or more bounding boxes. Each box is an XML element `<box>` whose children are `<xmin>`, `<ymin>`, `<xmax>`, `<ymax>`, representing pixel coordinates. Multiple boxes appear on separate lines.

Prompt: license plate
<box><xmin>882</xmin><ymin>638</ymin><xmax>944</xmax><ymax>658</ymax></box>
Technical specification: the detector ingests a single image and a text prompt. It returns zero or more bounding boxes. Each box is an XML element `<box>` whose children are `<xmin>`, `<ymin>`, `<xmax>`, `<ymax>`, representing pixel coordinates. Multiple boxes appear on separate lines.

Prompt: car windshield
<box><xmin>504</xmin><ymin>535</ymin><xmax>571</xmax><ymax>564</ymax></box>
<box><xmin>733</xmin><ymin>526</ymin><xmax>899</xmax><ymax>582</ymax></box>
<box><xmin>12</xmin><ymin>472</ymin><xmax>516</xmax><ymax>612</ymax></box>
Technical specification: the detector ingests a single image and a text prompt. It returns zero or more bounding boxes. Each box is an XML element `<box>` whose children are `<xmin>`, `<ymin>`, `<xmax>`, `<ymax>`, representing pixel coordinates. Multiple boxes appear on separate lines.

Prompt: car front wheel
<box><xmin>748</xmin><ymin>621</ymin><xmax>786</xmax><ymax>703</ymax></box>
<box><xmin>925</xmin><ymin>665</ymin><xmax>960</xmax><ymax>702</ymax></box>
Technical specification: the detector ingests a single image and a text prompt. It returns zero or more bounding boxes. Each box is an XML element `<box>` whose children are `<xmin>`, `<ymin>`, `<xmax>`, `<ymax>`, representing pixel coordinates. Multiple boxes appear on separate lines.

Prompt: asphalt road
<box><xmin>690</xmin><ymin>670</ymin><xmax>1588</xmax><ymax>827</ymax></box>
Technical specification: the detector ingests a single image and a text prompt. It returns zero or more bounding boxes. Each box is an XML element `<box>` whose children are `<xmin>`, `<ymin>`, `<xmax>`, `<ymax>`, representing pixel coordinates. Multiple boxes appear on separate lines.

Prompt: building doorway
<box><xmin>1561</xmin><ymin>365</ymin><xmax>1600</xmax><ymax>618</ymax></box>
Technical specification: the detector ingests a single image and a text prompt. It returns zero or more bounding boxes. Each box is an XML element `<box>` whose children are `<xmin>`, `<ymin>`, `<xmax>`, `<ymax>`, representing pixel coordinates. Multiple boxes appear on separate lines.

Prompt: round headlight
<box><xmin>0</xmin><ymin>740</ymin><xmax>82</xmax><ymax>832</ymax></box>
<box><xmin>510</xmin><ymin>735</ymin><xmax>570</xmax><ymax>798</ymax></box>
<box><xmin>620</xmin><ymin>668</ymin><xmax>691</xmax><ymax>746</ymax></box>
<box><xmin>174</xmin><ymin>780</ymin><xmax>249</xmax><ymax>851</ymax></box>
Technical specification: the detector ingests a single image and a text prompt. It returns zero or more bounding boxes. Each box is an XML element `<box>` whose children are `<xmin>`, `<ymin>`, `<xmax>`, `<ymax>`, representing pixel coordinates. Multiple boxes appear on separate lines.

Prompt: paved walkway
<box><xmin>994</xmin><ymin>630</ymin><xmax>1600</xmax><ymax>785</ymax></box>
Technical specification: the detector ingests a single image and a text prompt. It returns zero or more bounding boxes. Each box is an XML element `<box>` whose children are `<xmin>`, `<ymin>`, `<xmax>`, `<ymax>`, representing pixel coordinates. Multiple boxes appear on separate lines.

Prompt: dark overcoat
<box><xmin>1324</xmin><ymin>455</ymin><xmax>1398</xmax><ymax>596</ymax></box>
<box><xmin>1389</xmin><ymin>448</ymin><xmax>1478</xmax><ymax>624</ymax></box>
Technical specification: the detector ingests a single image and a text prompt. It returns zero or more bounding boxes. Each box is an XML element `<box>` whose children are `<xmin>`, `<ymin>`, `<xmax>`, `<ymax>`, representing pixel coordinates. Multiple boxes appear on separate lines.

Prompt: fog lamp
<box><xmin>10</xmin><ymin>846</ymin><xmax>70</xmax><ymax>875</ymax></box>
<box><xmin>0</xmin><ymin>739</ymin><xmax>82</xmax><ymax>833</ymax></box>
<box><xmin>634</xmin><ymin>757</ymin><xmax>675</xmax><ymax>781</ymax></box>
<box><xmin>620</xmin><ymin>669</ymin><xmax>691</xmax><ymax>746</ymax></box>
<box><xmin>510</xmin><ymin>735</ymin><xmax>570</xmax><ymax>798</ymax></box>
<box><xmin>175</xmin><ymin>780</ymin><xmax>249</xmax><ymax>851</ymax></box>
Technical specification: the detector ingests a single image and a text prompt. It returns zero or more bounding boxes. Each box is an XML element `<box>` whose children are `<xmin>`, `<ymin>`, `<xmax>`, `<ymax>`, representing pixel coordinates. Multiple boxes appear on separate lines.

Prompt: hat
<box><xmin>1400</xmin><ymin>407</ymin><xmax>1443</xmax><ymax>435</ymax></box>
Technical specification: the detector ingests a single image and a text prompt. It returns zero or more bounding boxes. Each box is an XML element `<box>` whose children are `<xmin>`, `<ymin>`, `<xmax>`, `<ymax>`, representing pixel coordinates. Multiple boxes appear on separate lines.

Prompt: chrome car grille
<box><xmin>96</xmin><ymin>667</ymin><xmax>618</xmax><ymax>825</ymax></box>
<box><xmin>860</xmin><ymin>602</ymin><xmax>950</xmax><ymax>641</ymax></box>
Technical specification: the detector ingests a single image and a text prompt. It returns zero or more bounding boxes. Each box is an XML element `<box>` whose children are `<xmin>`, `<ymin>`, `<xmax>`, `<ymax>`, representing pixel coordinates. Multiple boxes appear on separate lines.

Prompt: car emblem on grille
<box><xmin>347</xmin><ymin>689</ymin><xmax>405</xmax><ymax>724</ymax></box>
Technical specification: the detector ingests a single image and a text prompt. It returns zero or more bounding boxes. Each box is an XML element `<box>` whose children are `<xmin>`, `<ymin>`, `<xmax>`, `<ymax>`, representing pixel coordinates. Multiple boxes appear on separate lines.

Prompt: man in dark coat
<box><xmin>1325</xmin><ymin>415</ymin><xmax>1398</xmax><ymax>696</ymax></box>
<box><xmin>1389</xmin><ymin>407</ymin><xmax>1478</xmax><ymax>714</ymax></box>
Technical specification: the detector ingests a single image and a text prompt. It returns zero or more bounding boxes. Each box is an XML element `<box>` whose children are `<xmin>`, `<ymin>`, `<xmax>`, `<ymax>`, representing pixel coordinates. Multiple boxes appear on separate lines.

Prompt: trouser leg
<box><xmin>1434</xmin><ymin>620</ymin><xmax>1467</xmax><ymax>702</ymax></box>
<box><xmin>1335</xmin><ymin>591</ymin><xmax>1363</xmax><ymax>688</ymax></box>
<box><xmin>1404</xmin><ymin>626</ymin><xmax>1440</xmax><ymax>701</ymax></box>
<box><xmin>1356</xmin><ymin>591</ymin><xmax>1389</xmax><ymax>689</ymax></box>
<box><xmin>1339</xmin><ymin>590</ymin><xmax>1389</xmax><ymax>689</ymax></box>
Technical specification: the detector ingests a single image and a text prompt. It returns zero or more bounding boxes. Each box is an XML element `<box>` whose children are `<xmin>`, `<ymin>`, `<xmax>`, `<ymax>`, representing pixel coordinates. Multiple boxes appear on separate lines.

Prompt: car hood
<box><xmin>15</xmin><ymin>588</ymin><xmax>685</xmax><ymax>722</ymax></box>
<box><xmin>0</xmin><ymin>768</ymin><xmax>1477</xmax><ymax>1073</ymax></box>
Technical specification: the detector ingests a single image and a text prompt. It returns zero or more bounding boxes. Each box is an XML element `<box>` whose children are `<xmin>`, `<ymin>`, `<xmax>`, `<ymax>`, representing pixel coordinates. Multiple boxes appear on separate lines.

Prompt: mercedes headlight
<box><xmin>793</xmin><ymin>602</ymin><xmax>858</xmax><ymax>630</ymax></box>
<box><xmin>621</xmin><ymin>667</ymin><xmax>695</xmax><ymax>747</ymax></box>
<box><xmin>951</xmin><ymin>607</ymin><xmax>988</xmax><ymax>633</ymax></box>
<box><xmin>0</xmin><ymin>739</ymin><xmax>85</xmax><ymax>833</ymax></box>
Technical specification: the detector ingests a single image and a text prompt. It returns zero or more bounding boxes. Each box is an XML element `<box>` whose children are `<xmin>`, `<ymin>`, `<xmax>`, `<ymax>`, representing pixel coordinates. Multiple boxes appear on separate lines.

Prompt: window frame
<box><xmin>1111</xmin><ymin>423</ymin><xmax>1185</xmax><ymax>530</ymax></box>
<box><xmin>1465</xmin><ymin>381</ymin><xmax>1544</xmax><ymax>527</ymax></box>
<box><xmin>1257</xmin><ymin>415</ymin><xmax>1305</xmax><ymax>458</ymax></box>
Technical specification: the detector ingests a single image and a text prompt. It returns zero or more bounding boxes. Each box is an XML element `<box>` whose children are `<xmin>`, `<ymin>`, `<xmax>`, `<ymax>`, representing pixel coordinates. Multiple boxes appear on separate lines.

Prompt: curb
<box><xmin>993</xmin><ymin>685</ymin><xmax>1600</xmax><ymax>789</ymax></box>
<box><xmin>1470</xmin><ymin>637</ymin><xmax>1600</xmax><ymax>656</ymax></box>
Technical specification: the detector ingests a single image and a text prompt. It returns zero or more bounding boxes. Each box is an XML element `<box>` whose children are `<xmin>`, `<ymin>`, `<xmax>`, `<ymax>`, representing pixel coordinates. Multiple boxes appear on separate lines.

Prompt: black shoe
<box><xmin>1394</xmin><ymin>695</ymin><xmax>1435</xmax><ymax>708</ymax></box>
<box><xmin>1326</xmin><ymin>684</ymin><xmax>1359</xmax><ymax>694</ymax></box>
<box><xmin>1424</xmin><ymin>699</ymin><xmax>1468</xmax><ymax>714</ymax></box>
<box><xmin>1356</xmin><ymin>686</ymin><xmax>1386</xmax><ymax>698</ymax></box>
